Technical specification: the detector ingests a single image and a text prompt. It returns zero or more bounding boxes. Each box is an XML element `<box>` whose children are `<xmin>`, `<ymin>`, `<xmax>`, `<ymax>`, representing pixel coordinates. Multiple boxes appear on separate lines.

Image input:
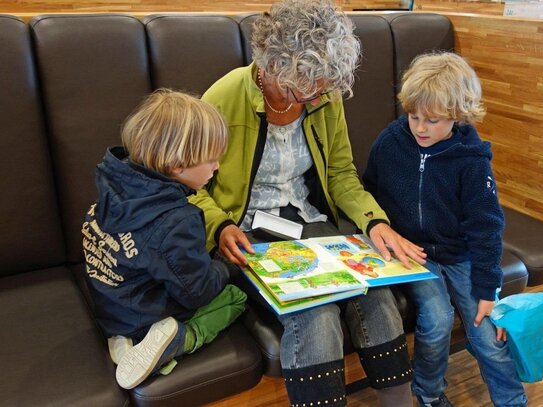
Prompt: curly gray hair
<box><xmin>251</xmin><ymin>0</ymin><xmax>361</xmax><ymax>99</ymax></box>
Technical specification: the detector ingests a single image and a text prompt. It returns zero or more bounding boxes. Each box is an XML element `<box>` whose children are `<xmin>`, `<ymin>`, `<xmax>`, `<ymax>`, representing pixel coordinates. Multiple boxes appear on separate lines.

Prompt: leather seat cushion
<box><xmin>0</xmin><ymin>267</ymin><xmax>128</xmax><ymax>406</ymax></box>
<box><xmin>129</xmin><ymin>322</ymin><xmax>262</xmax><ymax>407</ymax></box>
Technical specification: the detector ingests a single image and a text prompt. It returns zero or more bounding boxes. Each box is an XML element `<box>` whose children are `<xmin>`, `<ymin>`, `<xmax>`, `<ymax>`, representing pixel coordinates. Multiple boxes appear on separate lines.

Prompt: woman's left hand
<box><xmin>368</xmin><ymin>223</ymin><xmax>426</xmax><ymax>268</ymax></box>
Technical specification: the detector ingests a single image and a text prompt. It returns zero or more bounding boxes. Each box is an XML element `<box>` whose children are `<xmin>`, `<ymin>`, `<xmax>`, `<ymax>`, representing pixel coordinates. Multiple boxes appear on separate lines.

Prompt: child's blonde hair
<box><xmin>398</xmin><ymin>52</ymin><xmax>486</xmax><ymax>124</ymax></box>
<box><xmin>121</xmin><ymin>89</ymin><xmax>228</xmax><ymax>173</ymax></box>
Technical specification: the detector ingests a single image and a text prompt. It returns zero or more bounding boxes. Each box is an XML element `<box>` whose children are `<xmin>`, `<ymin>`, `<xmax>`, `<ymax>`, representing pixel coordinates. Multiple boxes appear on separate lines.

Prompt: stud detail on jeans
<box><xmin>291</xmin><ymin>395</ymin><xmax>345</xmax><ymax>406</ymax></box>
<box><xmin>285</xmin><ymin>368</ymin><xmax>345</xmax><ymax>382</ymax></box>
<box><xmin>372</xmin><ymin>342</ymin><xmax>406</xmax><ymax>358</ymax></box>
<box><xmin>374</xmin><ymin>368</ymin><xmax>413</xmax><ymax>383</ymax></box>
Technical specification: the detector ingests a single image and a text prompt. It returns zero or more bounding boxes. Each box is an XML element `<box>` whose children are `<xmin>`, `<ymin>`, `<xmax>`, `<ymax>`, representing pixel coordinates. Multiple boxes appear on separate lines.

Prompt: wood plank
<box><xmin>443</xmin><ymin>13</ymin><xmax>543</xmax><ymax>221</ymax></box>
<box><xmin>0</xmin><ymin>0</ymin><xmax>405</xmax><ymax>14</ymax></box>
<box><xmin>413</xmin><ymin>0</ymin><xmax>505</xmax><ymax>16</ymax></box>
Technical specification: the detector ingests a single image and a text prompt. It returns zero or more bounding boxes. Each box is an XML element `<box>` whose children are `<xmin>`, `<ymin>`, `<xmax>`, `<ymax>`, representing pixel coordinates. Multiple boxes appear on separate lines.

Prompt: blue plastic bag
<box><xmin>490</xmin><ymin>293</ymin><xmax>543</xmax><ymax>383</ymax></box>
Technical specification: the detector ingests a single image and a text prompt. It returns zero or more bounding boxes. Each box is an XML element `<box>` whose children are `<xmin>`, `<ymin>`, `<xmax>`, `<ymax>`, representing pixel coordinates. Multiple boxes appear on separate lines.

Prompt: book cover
<box><xmin>243</xmin><ymin>269</ymin><xmax>368</xmax><ymax>315</ymax></box>
<box><xmin>243</xmin><ymin>234</ymin><xmax>436</xmax><ymax>314</ymax></box>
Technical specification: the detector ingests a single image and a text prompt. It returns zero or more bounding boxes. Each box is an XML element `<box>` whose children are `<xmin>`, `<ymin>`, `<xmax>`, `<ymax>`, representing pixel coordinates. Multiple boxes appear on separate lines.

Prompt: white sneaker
<box><xmin>108</xmin><ymin>336</ymin><xmax>134</xmax><ymax>365</ymax></box>
<box><xmin>115</xmin><ymin>317</ymin><xmax>178</xmax><ymax>389</ymax></box>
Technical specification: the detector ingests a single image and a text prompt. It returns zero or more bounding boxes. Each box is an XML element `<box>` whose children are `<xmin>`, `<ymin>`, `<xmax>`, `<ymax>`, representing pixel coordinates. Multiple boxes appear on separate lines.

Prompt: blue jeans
<box><xmin>278</xmin><ymin>286</ymin><xmax>404</xmax><ymax>370</ymax></box>
<box><xmin>405</xmin><ymin>260</ymin><xmax>527</xmax><ymax>407</ymax></box>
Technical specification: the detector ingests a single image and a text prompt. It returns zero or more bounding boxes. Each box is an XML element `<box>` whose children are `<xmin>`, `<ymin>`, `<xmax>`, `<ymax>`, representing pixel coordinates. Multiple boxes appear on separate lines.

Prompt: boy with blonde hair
<box><xmin>363</xmin><ymin>53</ymin><xmax>527</xmax><ymax>407</ymax></box>
<box><xmin>82</xmin><ymin>89</ymin><xmax>246</xmax><ymax>390</ymax></box>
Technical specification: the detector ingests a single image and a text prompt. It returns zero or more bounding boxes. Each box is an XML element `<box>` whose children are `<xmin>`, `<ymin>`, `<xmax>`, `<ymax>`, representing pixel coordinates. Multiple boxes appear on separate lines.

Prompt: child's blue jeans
<box><xmin>405</xmin><ymin>260</ymin><xmax>527</xmax><ymax>407</ymax></box>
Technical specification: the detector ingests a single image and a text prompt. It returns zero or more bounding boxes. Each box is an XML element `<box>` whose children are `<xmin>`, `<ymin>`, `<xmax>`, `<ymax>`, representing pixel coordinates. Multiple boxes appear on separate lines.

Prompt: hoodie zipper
<box><xmin>416</xmin><ymin>143</ymin><xmax>463</xmax><ymax>231</ymax></box>
<box><xmin>418</xmin><ymin>153</ymin><xmax>430</xmax><ymax>230</ymax></box>
<box><xmin>400</xmin><ymin>121</ymin><xmax>478</xmax><ymax>239</ymax></box>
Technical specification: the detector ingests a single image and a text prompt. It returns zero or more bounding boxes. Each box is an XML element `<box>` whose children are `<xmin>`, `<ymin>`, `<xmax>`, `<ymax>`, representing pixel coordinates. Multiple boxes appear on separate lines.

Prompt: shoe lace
<box><xmin>436</xmin><ymin>394</ymin><xmax>453</xmax><ymax>407</ymax></box>
<box><xmin>421</xmin><ymin>395</ymin><xmax>452</xmax><ymax>407</ymax></box>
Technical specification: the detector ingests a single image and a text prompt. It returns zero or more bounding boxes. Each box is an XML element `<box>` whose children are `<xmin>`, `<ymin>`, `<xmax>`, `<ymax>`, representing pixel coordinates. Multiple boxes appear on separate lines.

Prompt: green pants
<box><xmin>183</xmin><ymin>284</ymin><xmax>247</xmax><ymax>353</ymax></box>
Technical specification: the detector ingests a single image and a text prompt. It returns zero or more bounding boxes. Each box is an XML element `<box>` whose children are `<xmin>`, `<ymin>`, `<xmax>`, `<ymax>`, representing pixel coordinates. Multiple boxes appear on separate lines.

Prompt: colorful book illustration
<box><xmin>243</xmin><ymin>234</ymin><xmax>436</xmax><ymax>314</ymax></box>
<box><xmin>243</xmin><ymin>269</ymin><xmax>368</xmax><ymax>315</ymax></box>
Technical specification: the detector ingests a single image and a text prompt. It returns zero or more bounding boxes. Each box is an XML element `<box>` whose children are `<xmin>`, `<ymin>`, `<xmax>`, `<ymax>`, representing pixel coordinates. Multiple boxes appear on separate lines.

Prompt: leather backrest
<box><xmin>344</xmin><ymin>14</ymin><xmax>397</xmax><ymax>173</ymax></box>
<box><xmin>16</xmin><ymin>11</ymin><xmax>454</xmax><ymax>265</ymax></box>
<box><xmin>30</xmin><ymin>14</ymin><xmax>152</xmax><ymax>262</ymax></box>
<box><xmin>0</xmin><ymin>15</ymin><xmax>65</xmax><ymax>275</ymax></box>
<box><xmin>238</xmin><ymin>14</ymin><xmax>257</xmax><ymax>65</ymax></box>
<box><xmin>383</xmin><ymin>12</ymin><xmax>455</xmax><ymax>116</ymax></box>
<box><xmin>145</xmin><ymin>14</ymin><xmax>245</xmax><ymax>94</ymax></box>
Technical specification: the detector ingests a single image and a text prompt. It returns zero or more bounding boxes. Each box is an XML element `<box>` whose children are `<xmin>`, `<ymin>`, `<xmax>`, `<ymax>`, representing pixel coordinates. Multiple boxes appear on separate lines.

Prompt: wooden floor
<box><xmin>207</xmin><ymin>284</ymin><xmax>543</xmax><ymax>406</ymax></box>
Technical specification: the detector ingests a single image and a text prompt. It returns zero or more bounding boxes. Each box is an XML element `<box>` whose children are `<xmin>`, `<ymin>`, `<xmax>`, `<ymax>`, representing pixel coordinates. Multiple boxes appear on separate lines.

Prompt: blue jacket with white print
<box><xmin>82</xmin><ymin>146</ymin><xmax>228</xmax><ymax>338</ymax></box>
<box><xmin>362</xmin><ymin>116</ymin><xmax>504</xmax><ymax>301</ymax></box>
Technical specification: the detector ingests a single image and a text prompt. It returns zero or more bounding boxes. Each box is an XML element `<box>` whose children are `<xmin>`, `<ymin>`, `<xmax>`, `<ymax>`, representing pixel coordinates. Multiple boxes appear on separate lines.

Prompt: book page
<box><xmin>244</xmin><ymin>234</ymin><xmax>435</xmax><ymax>303</ymax></box>
<box><xmin>245</xmin><ymin>238</ymin><xmax>366</xmax><ymax>302</ymax></box>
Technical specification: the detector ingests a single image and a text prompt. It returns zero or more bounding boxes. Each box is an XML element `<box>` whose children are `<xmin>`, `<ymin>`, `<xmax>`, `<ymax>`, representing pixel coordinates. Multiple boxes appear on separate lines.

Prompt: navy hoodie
<box><xmin>362</xmin><ymin>116</ymin><xmax>504</xmax><ymax>301</ymax></box>
<box><xmin>82</xmin><ymin>146</ymin><xmax>228</xmax><ymax>338</ymax></box>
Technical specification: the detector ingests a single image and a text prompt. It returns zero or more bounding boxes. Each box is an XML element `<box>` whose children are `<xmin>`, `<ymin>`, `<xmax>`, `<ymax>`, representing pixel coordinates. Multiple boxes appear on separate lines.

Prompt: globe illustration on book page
<box><xmin>247</xmin><ymin>241</ymin><xmax>318</xmax><ymax>278</ymax></box>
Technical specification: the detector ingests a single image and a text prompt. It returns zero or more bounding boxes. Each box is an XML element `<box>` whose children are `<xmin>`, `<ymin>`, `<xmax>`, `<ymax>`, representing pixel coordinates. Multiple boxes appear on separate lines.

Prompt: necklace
<box><xmin>257</xmin><ymin>69</ymin><xmax>293</xmax><ymax>115</ymax></box>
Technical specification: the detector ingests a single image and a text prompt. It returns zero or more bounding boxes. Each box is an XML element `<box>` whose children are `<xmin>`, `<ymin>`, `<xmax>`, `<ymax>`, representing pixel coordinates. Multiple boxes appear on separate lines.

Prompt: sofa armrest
<box><xmin>502</xmin><ymin>207</ymin><xmax>543</xmax><ymax>286</ymax></box>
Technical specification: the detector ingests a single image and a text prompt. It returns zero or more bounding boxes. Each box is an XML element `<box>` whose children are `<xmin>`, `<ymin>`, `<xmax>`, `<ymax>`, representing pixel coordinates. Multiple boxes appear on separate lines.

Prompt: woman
<box><xmin>191</xmin><ymin>1</ymin><xmax>426</xmax><ymax>405</ymax></box>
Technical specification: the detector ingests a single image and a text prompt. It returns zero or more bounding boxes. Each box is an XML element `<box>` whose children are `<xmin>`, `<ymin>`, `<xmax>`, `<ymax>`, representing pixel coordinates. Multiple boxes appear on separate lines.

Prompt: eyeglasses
<box><xmin>288</xmin><ymin>87</ymin><xmax>331</xmax><ymax>104</ymax></box>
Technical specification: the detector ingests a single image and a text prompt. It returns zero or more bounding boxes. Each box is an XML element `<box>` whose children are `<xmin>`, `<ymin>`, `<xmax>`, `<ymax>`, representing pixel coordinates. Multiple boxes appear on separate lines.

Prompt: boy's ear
<box><xmin>167</xmin><ymin>167</ymin><xmax>184</xmax><ymax>177</ymax></box>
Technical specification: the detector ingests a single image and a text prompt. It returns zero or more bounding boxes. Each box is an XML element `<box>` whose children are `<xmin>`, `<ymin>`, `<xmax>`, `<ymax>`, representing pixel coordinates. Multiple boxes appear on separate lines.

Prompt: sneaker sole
<box><xmin>115</xmin><ymin>317</ymin><xmax>178</xmax><ymax>389</ymax></box>
<box><xmin>108</xmin><ymin>336</ymin><xmax>134</xmax><ymax>365</ymax></box>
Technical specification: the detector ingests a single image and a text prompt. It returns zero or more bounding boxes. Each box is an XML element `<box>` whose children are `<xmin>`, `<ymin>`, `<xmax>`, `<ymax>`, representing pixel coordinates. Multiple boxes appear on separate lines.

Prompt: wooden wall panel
<box><xmin>414</xmin><ymin>0</ymin><xmax>505</xmax><ymax>16</ymax></box>
<box><xmin>0</xmin><ymin>0</ymin><xmax>405</xmax><ymax>14</ymax></box>
<box><xmin>444</xmin><ymin>13</ymin><xmax>543</xmax><ymax>220</ymax></box>
<box><xmin>344</xmin><ymin>0</ymin><xmax>406</xmax><ymax>9</ymax></box>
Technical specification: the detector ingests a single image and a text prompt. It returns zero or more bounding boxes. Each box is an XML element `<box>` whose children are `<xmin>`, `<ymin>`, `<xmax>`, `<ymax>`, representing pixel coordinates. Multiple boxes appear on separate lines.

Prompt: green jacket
<box><xmin>192</xmin><ymin>62</ymin><xmax>388</xmax><ymax>251</ymax></box>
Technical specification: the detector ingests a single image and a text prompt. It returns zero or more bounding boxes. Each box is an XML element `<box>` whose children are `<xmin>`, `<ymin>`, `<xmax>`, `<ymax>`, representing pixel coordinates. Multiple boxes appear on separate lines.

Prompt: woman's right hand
<box><xmin>218</xmin><ymin>224</ymin><xmax>254</xmax><ymax>266</ymax></box>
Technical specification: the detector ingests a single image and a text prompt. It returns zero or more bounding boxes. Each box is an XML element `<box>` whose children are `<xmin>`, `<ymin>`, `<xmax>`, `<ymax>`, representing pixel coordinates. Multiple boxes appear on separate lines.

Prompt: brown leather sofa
<box><xmin>0</xmin><ymin>11</ymin><xmax>540</xmax><ymax>407</ymax></box>
<box><xmin>0</xmin><ymin>13</ymin><xmax>262</xmax><ymax>407</ymax></box>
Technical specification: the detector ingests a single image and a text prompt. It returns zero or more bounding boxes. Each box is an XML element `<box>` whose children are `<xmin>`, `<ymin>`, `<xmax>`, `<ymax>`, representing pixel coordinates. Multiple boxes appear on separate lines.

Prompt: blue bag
<box><xmin>490</xmin><ymin>293</ymin><xmax>543</xmax><ymax>383</ymax></box>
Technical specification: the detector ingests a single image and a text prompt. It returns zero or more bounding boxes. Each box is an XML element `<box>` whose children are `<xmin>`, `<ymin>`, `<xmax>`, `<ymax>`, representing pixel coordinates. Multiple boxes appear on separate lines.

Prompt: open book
<box><xmin>242</xmin><ymin>234</ymin><xmax>436</xmax><ymax>315</ymax></box>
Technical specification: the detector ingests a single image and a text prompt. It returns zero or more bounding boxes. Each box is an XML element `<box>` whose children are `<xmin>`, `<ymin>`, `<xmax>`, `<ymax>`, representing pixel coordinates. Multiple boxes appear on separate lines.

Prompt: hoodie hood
<box><xmin>397</xmin><ymin>115</ymin><xmax>492</xmax><ymax>160</ymax></box>
<box><xmin>95</xmin><ymin>146</ymin><xmax>192</xmax><ymax>234</ymax></box>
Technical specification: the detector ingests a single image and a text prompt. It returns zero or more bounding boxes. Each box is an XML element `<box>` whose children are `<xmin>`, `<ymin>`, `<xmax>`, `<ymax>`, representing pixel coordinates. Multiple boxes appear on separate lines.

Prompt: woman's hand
<box><xmin>474</xmin><ymin>299</ymin><xmax>507</xmax><ymax>341</ymax></box>
<box><xmin>218</xmin><ymin>224</ymin><xmax>254</xmax><ymax>266</ymax></box>
<box><xmin>368</xmin><ymin>223</ymin><xmax>426</xmax><ymax>268</ymax></box>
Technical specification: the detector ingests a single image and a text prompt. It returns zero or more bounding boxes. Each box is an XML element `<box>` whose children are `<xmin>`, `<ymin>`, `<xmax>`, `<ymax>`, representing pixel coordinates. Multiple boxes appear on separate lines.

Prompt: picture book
<box><xmin>242</xmin><ymin>234</ymin><xmax>436</xmax><ymax>314</ymax></box>
<box><xmin>243</xmin><ymin>269</ymin><xmax>368</xmax><ymax>315</ymax></box>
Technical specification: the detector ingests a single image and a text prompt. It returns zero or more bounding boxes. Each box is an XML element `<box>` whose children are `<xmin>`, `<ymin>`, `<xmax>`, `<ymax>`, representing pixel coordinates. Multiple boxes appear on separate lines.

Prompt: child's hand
<box><xmin>219</xmin><ymin>224</ymin><xmax>254</xmax><ymax>266</ymax></box>
<box><xmin>368</xmin><ymin>223</ymin><xmax>426</xmax><ymax>268</ymax></box>
<box><xmin>474</xmin><ymin>299</ymin><xmax>507</xmax><ymax>341</ymax></box>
